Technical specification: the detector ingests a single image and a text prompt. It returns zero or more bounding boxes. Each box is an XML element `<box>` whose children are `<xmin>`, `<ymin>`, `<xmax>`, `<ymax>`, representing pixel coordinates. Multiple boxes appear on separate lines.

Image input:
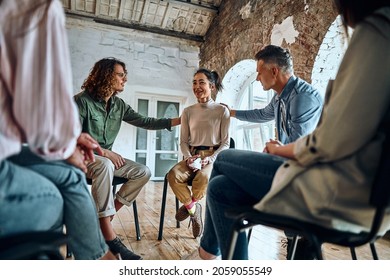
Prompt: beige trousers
<box><xmin>167</xmin><ymin>149</ymin><xmax>214</xmax><ymax>205</ymax></box>
<box><xmin>87</xmin><ymin>155</ymin><xmax>151</xmax><ymax>218</ymax></box>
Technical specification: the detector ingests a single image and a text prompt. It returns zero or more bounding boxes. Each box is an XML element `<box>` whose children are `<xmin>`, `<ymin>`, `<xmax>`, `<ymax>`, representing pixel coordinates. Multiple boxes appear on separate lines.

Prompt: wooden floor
<box><xmin>112</xmin><ymin>180</ymin><xmax>390</xmax><ymax>260</ymax></box>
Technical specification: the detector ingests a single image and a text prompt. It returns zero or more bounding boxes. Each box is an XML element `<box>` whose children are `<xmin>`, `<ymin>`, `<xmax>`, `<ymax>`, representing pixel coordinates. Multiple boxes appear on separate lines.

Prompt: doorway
<box><xmin>134</xmin><ymin>96</ymin><xmax>183</xmax><ymax>180</ymax></box>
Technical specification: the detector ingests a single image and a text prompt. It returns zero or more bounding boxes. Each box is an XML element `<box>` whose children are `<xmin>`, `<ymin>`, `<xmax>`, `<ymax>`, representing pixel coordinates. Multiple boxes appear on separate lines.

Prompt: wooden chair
<box><xmin>225</xmin><ymin>121</ymin><xmax>390</xmax><ymax>260</ymax></box>
<box><xmin>158</xmin><ymin>138</ymin><xmax>235</xmax><ymax>240</ymax></box>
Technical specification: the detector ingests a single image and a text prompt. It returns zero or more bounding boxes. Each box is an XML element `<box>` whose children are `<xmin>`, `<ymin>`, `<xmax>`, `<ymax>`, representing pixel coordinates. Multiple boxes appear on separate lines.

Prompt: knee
<box><xmin>214</xmin><ymin>149</ymin><xmax>232</xmax><ymax>164</ymax></box>
<box><xmin>143</xmin><ymin>165</ymin><xmax>151</xmax><ymax>180</ymax></box>
<box><xmin>35</xmin><ymin>184</ymin><xmax>64</xmax><ymax>229</ymax></box>
<box><xmin>90</xmin><ymin>157</ymin><xmax>115</xmax><ymax>176</ymax></box>
<box><xmin>167</xmin><ymin>168</ymin><xmax>175</xmax><ymax>185</ymax></box>
<box><xmin>167</xmin><ymin>164</ymin><xmax>186</xmax><ymax>186</ymax></box>
<box><xmin>132</xmin><ymin>164</ymin><xmax>151</xmax><ymax>182</ymax></box>
<box><xmin>206</xmin><ymin>175</ymin><xmax>225</xmax><ymax>198</ymax></box>
<box><xmin>193</xmin><ymin>172</ymin><xmax>209</xmax><ymax>186</ymax></box>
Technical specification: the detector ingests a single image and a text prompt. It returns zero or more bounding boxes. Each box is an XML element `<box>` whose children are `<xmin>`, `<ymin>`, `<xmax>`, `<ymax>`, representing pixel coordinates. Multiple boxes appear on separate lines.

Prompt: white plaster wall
<box><xmin>65</xmin><ymin>17</ymin><xmax>199</xmax><ymax>159</ymax></box>
<box><xmin>66</xmin><ymin>17</ymin><xmax>199</xmax><ymax>100</ymax></box>
<box><xmin>270</xmin><ymin>16</ymin><xmax>299</xmax><ymax>46</ymax></box>
<box><xmin>311</xmin><ymin>16</ymin><xmax>349</xmax><ymax>96</ymax></box>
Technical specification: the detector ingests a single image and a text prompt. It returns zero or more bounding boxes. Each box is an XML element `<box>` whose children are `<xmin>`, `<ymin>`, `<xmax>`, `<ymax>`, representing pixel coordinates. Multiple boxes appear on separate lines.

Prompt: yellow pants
<box><xmin>167</xmin><ymin>149</ymin><xmax>214</xmax><ymax>205</ymax></box>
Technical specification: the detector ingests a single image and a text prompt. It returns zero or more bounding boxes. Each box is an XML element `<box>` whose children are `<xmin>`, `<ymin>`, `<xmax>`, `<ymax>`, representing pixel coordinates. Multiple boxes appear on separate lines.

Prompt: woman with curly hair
<box><xmin>74</xmin><ymin>57</ymin><xmax>180</xmax><ymax>260</ymax></box>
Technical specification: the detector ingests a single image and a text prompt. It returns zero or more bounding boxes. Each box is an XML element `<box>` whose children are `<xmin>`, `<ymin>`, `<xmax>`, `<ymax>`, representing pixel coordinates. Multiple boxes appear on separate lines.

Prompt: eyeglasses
<box><xmin>115</xmin><ymin>72</ymin><xmax>127</xmax><ymax>78</ymax></box>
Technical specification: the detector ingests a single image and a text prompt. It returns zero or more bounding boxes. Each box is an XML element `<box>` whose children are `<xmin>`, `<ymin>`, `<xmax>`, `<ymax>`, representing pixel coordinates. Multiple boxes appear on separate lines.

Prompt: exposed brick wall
<box><xmin>200</xmin><ymin>0</ymin><xmax>339</xmax><ymax>83</ymax></box>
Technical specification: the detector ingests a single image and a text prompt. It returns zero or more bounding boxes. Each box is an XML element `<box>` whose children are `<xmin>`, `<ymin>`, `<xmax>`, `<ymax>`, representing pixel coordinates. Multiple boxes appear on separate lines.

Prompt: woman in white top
<box><xmin>167</xmin><ymin>68</ymin><xmax>230</xmax><ymax>238</ymax></box>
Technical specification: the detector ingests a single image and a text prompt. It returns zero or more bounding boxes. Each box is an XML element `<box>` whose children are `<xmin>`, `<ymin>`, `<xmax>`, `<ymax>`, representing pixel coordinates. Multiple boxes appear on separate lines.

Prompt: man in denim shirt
<box><xmin>222</xmin><ymin>45</ymin><xmax>323</xmax><ymax>259</ymax></box>
<box><xmin>74</xmin><ymin>57</ymin><xmax>180</xmax><ymax>260</ymax></box>
<box><xmin>227</xmin><ymin>45</ymin><xmax>323</xmax><ymax>145</ymax></box>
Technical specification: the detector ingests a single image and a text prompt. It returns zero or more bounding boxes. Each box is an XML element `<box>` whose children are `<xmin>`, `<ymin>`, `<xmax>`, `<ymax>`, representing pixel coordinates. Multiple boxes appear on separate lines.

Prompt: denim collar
<box><xmin>275</xmin><ymin>76</ymin><xmax>298</xmax><ymax>101</ymax></box>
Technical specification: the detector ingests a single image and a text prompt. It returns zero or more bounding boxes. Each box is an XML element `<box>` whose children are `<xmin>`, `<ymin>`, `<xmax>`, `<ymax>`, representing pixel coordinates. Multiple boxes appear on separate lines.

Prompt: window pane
<box><xmin>136</xmin><ymin>99</ymin><xmax>148</xmax><ymax>150</ymax></box>
<box><xmin>154</xmin><ymin>153</ymin><xmax>178</xmax><ymax>177</ymax></box>
<box><xmin>236</xmin><ymin>80</ymin><xmax>274</xmax><ymax>151</ymax></box>
<box><xmin>155</xmin><ymin>101</ymin><xmax>179</xmax><ymax>151</ymax></box>
<box><xmin>136</xmin><ymin>153</ymin><xmax>146</xmax><ymax>165</ymax></box>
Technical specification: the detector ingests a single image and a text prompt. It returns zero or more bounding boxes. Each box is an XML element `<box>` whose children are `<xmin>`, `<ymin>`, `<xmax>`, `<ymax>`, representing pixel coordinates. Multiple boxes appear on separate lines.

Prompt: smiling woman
<box><xmin>167</xmin><ymin>68</ymin><xmax>230</xmax><ymax>239</ymax></box>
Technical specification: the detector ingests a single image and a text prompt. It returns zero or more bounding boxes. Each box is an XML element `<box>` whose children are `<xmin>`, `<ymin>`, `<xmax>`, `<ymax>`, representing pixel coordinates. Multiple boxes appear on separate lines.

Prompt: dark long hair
<box><xmin>81</xmin><ymin>57</ymin><xmax>127</xmax><ymax>100</ymax></box>
<box><xmin>334</xmin><ymin>0</ymin><xmax>390</xmax><ymax>29</ymax></box>
<box><xmin>194</xmin><ymin>68</ymin><xmax>224</xmax><ymax>92</ymax></box>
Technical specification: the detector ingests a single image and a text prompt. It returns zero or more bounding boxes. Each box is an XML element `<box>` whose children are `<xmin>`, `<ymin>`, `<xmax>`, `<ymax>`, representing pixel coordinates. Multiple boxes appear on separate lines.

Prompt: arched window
<box><xmin>219</xmin><ymin>18</ymin><xmax>347</xmax><ymax>152</ymax></box>
<box><xmin>218</xmin><ymin>59</ymin><xmax>274</xmax><ymax>152</ymax></box>
<box><xmin>311</xmin><ymin>15</ymin><xmax>349</xmax><ymax>95</ymax></box>
<box><xmin>234</xmin><ymin>79</ymin><xmax>274</xmax><ymax>151</ymax></box>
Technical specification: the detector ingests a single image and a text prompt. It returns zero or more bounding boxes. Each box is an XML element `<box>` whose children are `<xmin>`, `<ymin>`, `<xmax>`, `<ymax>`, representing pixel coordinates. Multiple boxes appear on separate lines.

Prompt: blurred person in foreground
<box><xmin>0</xmin><ymin>0</ymin><xmax>116</xmax><ymax>260</ymax></box>
<box><xmin>188</xmin><ymin>0</ymin><xmax>390</xmax><ymax>260</ymax></box>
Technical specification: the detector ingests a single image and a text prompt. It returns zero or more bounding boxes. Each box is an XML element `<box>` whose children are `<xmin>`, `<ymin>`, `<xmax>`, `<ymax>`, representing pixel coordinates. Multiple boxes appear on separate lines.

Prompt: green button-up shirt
<box><xmin>74</xmin><ymin>91</ymin><xmax>172</xmax><ymax>150</ymax></box>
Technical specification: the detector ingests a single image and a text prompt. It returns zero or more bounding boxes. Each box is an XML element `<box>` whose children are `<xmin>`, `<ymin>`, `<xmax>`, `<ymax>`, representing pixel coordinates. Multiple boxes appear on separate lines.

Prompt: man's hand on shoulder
<box><xmin>220</xmin><ymin>103</ymin><xmax>235</xmax><ymax>117</ymax></box>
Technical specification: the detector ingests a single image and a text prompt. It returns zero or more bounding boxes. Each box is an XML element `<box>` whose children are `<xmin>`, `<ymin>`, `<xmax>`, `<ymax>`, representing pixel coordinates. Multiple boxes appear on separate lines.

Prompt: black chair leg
<box><xmin>247</xmin><ymin>228</ymin><xmax>253</xmax><ymax>242</ymax></box>
<box><xmin>132</xmin><ymin>201</ymin><xmax>141</xmax><ymax>241</ymax></box>
<box><xmin>286</xmin><ymin>235</ymin><xmax>299</xmax><ymax>260</ymax></box>
<box><xmin>66</xmin><ymin>244</ymin><xmax>72</xmax><ymax>258</ymax></box>
<box><xmin>370</xmin><ymin>242</ymin><xmax>379</xmax><ymax>260</ymax></box>
<box><xmin>226</xmin><ymin>218</ymin><xmax>245</xmax><ymax>260</ymax></box>
<box><xmin>350</xmin><ymin>247</ymin><xmax>358</xmax><ymax>260</ymax></box>
<box><xmin>113</xmin><ymin>183</ymin><xmax>141</xmax><ymax>241</ymax></box>
<box><xmin>311</xmin><ymin>236</ymin><xmax>323</xmax><ymax>260</ymax></box>
<box><xmin>175</xmin><ymin>197</ymin><xmax>180</xmax><ymax>228</ymax></box>
<box><xmin>158</xmin><ymin>174</ymin><xmax>169</xmax><ymax>240</ymax></box>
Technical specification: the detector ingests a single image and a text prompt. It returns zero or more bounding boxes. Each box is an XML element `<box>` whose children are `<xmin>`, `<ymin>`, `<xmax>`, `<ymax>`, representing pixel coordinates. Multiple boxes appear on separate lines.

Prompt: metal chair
<box><xmin>225</xmin><ymin>121</ymin><xmax>390</xmax><ymax>260</ymax></box>
<box><xmin>158</xmin><ymin>138</ymin><xmax>235</xmax><ymax>240</ymax></box>
<box><xmin>0</xmin><ymin>231</ymin><xmax>67</xmax><ymax>260</ymax></box>
<box><xmin>86</xmin><ymin>176</ymin><xmax>141</xmax><ymax>241</ymax></box>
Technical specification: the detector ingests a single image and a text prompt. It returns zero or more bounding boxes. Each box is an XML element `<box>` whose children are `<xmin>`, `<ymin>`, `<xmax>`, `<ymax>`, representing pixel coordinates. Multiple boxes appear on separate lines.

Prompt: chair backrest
<box><xmin>86</xmin><ymin>176</ymin><xmax>127</xmax><ymax>186</ymax></box>
<box><xmin>0</xmin><ymin>231</ymin><xmax>67</xmax><ymax>260</ymax></box>
<box><xmin>112</xmin><ymin>176</ymin><xmax>128</xmax><ymax>185</ymax></box>
<box><xmin>370</xmin><ymin>120</ymin><xmax>390</xmax><ymax>209</ymax></box>
<box><xmin>366</xmin><ymin>119</ymin><xmax>390</xmax><ymax>240</ymax></box>
<box><xmin>229</xmin><ymin>137</ymin><xmax>235</xmax><ymax>149</ymax></box>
